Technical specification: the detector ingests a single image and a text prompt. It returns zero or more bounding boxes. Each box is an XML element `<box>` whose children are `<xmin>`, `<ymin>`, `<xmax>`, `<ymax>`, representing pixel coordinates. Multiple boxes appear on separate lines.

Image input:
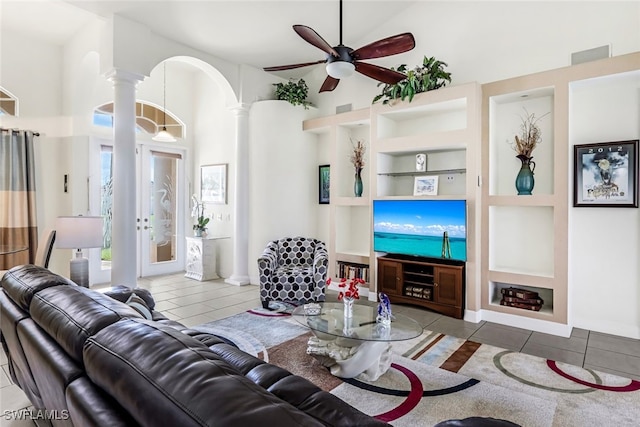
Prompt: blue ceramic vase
<box><xmin>515</xmin><ymin>155</ymin><xmax>535</xmax><ymax>195</ymax></box>
<box><xmin>354</xmin><ymin>168</ymin><xmax>363</xmax><ymax>197</ymax></box>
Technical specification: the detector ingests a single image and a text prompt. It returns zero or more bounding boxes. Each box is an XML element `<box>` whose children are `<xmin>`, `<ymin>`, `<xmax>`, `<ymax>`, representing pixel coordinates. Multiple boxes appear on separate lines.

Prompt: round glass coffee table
<box><xmin>291</xmin><ymin>302</ymin><xmax>423</xmax><ymax>381</ymax></box>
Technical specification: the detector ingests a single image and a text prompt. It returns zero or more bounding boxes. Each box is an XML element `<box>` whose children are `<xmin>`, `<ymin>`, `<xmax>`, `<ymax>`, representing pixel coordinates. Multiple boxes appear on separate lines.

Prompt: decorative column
<box><xmin>225</xmin><ymin>103</ymin><xmax>251</xmax><ymax>286</ymax></box>
<box><xmin>105</xmin><ymin>69</ymin><xmax>145</xmax><ymax>287</ymax></box>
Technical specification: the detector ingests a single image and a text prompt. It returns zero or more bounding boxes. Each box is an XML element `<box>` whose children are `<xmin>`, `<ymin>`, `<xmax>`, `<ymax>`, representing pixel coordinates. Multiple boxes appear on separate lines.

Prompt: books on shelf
<box><xmin>500</xmin><ymin>287</ymin><xmax>543</xmax><ymax>311</ymax></box>
<box><xmin>335</xmin><ymin>261</ymin><xmax>369</xmax><ymax>283</ymax></box>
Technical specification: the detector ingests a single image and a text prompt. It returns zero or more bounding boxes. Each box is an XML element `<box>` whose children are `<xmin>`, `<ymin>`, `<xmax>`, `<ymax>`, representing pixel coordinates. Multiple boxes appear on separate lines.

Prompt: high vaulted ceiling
<box><xmin>1</xmin><ymin>0</ymin><xmax>419</xmax><ymax>78</ymax></box>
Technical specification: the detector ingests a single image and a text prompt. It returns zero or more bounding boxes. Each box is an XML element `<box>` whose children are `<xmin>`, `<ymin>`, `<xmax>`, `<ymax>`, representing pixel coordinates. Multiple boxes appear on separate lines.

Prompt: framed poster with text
<box><xmin>573</xmin><ymin>140</ymin><xmax>638</xmax><ymax>207</ymax></box>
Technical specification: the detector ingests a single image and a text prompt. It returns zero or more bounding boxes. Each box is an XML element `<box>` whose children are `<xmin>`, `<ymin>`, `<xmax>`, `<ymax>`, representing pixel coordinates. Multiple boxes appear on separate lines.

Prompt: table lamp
<box><xmin>55</xmin><ymin>216</ymin><xmax>103</xmax><ymax>287</ymax></box>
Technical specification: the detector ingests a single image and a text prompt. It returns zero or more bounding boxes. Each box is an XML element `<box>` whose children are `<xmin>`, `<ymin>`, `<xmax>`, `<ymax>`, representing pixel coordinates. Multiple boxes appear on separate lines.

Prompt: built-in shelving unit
<box><xmin>370</xmin><ymin>82</ymin><xmax>481</xmax><ymax>309</ymax></box>
<box><xmin>481</xmin><ymin>52</ymin><xmax>640</xmax><ymax>335</ymax></box>
<box><xmin>303</xmin><ymin>108</ymin><xmax>372</xmax><ymax>286</ymax></box>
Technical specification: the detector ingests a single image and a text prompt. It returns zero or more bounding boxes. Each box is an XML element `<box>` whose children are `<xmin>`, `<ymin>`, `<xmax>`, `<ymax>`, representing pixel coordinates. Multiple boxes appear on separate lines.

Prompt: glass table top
<box><xmin>291</xmin><ymin>302</ymin><xmax>423</xmax><ymax>342</ymax></box>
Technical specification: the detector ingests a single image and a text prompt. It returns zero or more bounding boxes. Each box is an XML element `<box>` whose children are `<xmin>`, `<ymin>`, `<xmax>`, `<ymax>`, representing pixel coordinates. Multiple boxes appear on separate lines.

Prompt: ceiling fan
<box><xmin>263</xmin><ymin>0</ymin><xmax>415</xmax><ymax>92</ymax></box>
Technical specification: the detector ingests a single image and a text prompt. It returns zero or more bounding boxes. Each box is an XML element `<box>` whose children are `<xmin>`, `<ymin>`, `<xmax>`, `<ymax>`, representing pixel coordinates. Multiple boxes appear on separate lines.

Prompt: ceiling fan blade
<box><xmin>355</xmin><ymin>62</ymin><xmax>407</xmax><ymax>85</ymax></box>
<box><xmin>351</xmin><ymin>33</ymin><xmax>416</xmax><ymax>60</ymax></box>
<box><xmin>263</xmin><ymin>59</ymin><xmax>326</xmax><ymax>72</ymax></box>
<box><xmin>319</xmin><ymin>75</ymin><xmax>340</xmax><ymax>92</ymax></box>
<box><xmin>293</xmin><ymin>25</ymin><xmax>339</xmax><ymax>57</ymax></box>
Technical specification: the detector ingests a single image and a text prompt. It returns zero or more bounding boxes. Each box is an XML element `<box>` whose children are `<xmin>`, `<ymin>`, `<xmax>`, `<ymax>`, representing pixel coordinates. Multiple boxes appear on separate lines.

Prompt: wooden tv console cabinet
<box><xmin>377</xmin><ymin>256</ymin><xmax>465</xmax><ymax>319</ymax></box>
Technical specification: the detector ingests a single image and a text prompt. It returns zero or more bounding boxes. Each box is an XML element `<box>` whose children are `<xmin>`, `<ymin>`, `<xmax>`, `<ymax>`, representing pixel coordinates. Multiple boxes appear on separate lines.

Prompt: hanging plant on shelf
<box><xmin>350</xmin><ymin>139</ymin><xmax>366</xmax><ymax>197</ymax></box>
<box><xmin>273</xmin><ymin>78</ymin><xmax>312</xmax><ymax>109</ymax></box>
<box><xmin>372</xmin><ymin>55</ymin><xmax>452</xmax><ymax>105</ymax></box>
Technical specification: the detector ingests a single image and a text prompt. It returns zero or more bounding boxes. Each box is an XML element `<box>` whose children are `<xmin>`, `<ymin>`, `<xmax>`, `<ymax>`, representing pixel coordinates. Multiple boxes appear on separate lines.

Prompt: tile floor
<box><xmin>2</xmin><ymin>272</ymin><xmax>639</xmax><ymax>426</ymax></box>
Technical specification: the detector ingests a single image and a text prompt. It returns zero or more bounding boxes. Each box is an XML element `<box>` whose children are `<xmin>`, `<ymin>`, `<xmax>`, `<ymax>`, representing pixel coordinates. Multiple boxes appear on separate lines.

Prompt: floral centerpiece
<box><xmin>191</xmin><ymin>195</ymin><xmax>209</xmax><ymax>237</ymax></box>
<box><xmin>350</xmin><ymin>139</ymin><xmax>366</xmax><ymax>197</ymax></box>
<box><xmin>327</xmin><ymin>277</ymin><xmax>364</xmax><ymax>318</ymax></box>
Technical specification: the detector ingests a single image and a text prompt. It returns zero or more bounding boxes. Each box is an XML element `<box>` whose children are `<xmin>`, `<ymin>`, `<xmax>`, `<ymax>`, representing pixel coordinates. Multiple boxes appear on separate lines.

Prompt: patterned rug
<box><xmin>246</xmin><ymin>301</ymin><xmax>299</xmax><ymax>317</ymax></box>
<box><xmin>193</xmin><ymin>311</ymin><xmax>640</xmax><ymax>426</ymax></box>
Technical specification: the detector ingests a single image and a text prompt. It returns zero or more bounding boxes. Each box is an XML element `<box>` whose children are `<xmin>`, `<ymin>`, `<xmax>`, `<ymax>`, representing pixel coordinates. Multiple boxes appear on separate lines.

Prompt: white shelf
<box><xmin>378</xmin><ymin>168</ymin><xmax>466</xmax><ymax>177</ymax></box>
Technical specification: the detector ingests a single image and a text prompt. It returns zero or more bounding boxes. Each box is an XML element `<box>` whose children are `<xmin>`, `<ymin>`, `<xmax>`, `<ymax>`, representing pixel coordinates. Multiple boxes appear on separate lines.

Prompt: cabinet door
<box><xmin>378</xmin><ymin>259</ymin><xmax>402</xmax><ymax>295</ymax></box>
<box><xmin>434</xmin><ymin>267</ymin><xmax>462</xmax><ymax>307</ymax></box>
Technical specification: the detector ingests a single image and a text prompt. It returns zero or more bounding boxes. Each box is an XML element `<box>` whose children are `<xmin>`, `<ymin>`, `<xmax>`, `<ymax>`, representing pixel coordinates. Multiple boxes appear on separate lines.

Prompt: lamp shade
<box><xmin>326</xmin><ymin>61</ymin><xmax>355</xmax><ymax>79</ymax></box>
<box><xmin>55</xmin><ymin>216</ymin><xmax>104</xmax><ymax>249</ymax></box>
<box><xmin>153</xmin><ymin>127</ymin><xmax>176</xmax><ymax>142</ymax></box>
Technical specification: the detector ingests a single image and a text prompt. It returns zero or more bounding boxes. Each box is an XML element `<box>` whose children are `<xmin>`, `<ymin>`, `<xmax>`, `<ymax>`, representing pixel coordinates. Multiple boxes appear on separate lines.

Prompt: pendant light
<box><xmin>153</xmin><ymin>62</ymin><xmax>176</xmax><ymax>142</ymax></box>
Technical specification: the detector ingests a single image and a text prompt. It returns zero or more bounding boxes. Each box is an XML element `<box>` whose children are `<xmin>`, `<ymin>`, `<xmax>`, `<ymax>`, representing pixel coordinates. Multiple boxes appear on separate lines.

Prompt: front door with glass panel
<box><xmin>92</xmin><ymin>139</ymin><xmax>185</xmax><ymax>283</ymax></box>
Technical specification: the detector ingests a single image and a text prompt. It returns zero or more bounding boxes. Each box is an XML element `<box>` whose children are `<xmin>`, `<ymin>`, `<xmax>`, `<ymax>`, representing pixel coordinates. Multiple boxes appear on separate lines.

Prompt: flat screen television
<box><xmin>373</xmin><ymin>199</ymin><xmax>467</xmax><ymax>262</ymax></box>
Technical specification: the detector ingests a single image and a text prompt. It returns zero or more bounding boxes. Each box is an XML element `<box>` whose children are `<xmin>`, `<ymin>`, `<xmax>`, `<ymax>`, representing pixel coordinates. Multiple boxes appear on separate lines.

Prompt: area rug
<box><xmin>193</xmin><ymin>311</ymin><xmax>640</xmax><ymax>426</ymax></box>
<box><xmin>246</xmin><ymin>301</ymin><xmax>299</xmax><ymax>317</ymax></box>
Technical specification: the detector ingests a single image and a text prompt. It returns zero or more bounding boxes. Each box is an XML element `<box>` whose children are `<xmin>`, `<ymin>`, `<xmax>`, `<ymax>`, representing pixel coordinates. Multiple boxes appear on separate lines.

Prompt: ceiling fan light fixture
<box><xmin>326</xmin><ymin>61</ymin><xmax>355</xmax><ymax>79</ymax></box>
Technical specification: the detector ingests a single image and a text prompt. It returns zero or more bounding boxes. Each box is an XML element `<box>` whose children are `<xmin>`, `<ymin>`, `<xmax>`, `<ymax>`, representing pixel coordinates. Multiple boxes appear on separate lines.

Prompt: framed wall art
<box><xmin>413</xmin><ymin>175</ymin><xmax>439</xmax><ymax>196</ymax></box>
<box><xmin>318</xmin><ymin>164</ymin><xmax>330</xmax><ymax>204</ymax></box>
<box><xmin>573</xmin><ymin>140</ymin><xmax>638</xmax><ymax>207</ymax></box>
<box><xmin>201</xmin><ymin>163</ymin><xmax>228</xmax><ymax>204</ymax></box>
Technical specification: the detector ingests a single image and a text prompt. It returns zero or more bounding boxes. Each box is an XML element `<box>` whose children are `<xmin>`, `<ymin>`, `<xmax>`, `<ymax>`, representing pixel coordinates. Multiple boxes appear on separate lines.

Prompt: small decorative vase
<box><xmin>343</xmin><ymin>297</ymin><xmax>354</xmax><ymax>318</ymax></box>
<box><xmin>194</xmin><ymin>229</ymin><xmax>203</xmax><ymax>237</ymax></box>
<box><xmin>354</xmin><ymin>168</ymin><xmax>363</xmax><ymax>197</ymax></box>
<box><xmin>515</xmin><ymin>155</ymin><xmax>536</xmax><ymax>195</ymax></box>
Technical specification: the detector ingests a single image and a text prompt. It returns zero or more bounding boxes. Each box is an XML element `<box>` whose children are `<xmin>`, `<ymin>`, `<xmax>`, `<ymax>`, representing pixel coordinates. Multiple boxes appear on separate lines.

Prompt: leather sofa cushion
<box><xmin>66</xmin><ymin>377</ymin><xmax>138</xmax><ymax>427</ymax></box>
<box><xmin>17</xmin><ymin>318</ymin><xmax>83</xmax><ymax>426</ymax></box>
<box><xmin>30</xmin><ymin>285</ymin><xmax>143</xmax><ymax>364</ymax></box>
<box><xmin>84</xmin><ymin>318</ymin><xmax>326</xmax><ymax>427</ymax></box>
<box><xmin>1</xmin><ymin>265</ymin><xmax>74</xmax><ymax>311</ymax></box>
<box><xmin>0</xmin><ymin>291</ymin><xmax>45</xmax><ymax>409</ymax></box>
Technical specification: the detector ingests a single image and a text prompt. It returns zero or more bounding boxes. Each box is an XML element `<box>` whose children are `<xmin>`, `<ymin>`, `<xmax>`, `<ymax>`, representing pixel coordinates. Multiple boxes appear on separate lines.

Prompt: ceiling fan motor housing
<box><xmin>327</xmin><ymin>45</ymin><xmax>355</xmax><ymax>64</ymax></box>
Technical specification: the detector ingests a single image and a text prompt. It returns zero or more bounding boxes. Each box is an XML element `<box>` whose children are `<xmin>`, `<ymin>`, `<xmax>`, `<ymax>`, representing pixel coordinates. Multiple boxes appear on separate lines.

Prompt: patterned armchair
<box><xmin>258</xmin><ymin>237</ymin><xmax>328</xmax><ymax>309</ymax></box>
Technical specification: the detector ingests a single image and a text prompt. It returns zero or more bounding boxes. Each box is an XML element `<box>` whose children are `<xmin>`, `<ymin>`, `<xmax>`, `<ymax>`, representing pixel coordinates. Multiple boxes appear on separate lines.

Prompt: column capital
<box><xmin>228</xmin><ymin>103</ymin><xmax>252</xmax><ymax>115</ymax></box>
<box><xmin>104</xmin><ymin>68</ymin><xmax>146</xmax><ymax>85</ymax></box>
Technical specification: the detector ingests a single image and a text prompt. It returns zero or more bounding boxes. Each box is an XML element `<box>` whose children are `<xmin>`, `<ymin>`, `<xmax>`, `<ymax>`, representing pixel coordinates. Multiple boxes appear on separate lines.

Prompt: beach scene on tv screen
<box><xmin>373</xmin><ymin>200</ymin><xmax>467</xmax><ymax>261</ymax></box>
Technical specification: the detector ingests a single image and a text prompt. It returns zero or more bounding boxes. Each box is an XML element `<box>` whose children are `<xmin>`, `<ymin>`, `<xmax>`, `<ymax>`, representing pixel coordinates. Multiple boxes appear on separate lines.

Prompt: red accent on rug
<box><xmin>374</xmin><ymin>363</ymin><xmax>423</xmax><ymax>422</ymax></box>
<box><xmin>547</xmin><ymin>360</ymin><xmax>640</xmax><ymax>392</ymax></box>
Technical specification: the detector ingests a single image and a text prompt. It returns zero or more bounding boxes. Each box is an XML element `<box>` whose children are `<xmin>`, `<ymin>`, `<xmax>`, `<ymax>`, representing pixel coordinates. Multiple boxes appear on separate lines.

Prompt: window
<box><xmin>0</xmin><ymin>88</ymin><xmax>17</xmax><ymax>116</ymax></box>
<box><xmin>93</xmin><ymin>102</ymin><xmax>183</xmax><ymax>139</ymax></box>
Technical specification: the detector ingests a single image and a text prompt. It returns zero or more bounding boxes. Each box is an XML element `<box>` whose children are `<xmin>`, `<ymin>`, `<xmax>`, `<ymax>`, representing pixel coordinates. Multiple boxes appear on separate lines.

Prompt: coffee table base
<box><xmin>306</xmin><ymin>336</ymin><xmax>392</xmax><ymax>381</ymax></box>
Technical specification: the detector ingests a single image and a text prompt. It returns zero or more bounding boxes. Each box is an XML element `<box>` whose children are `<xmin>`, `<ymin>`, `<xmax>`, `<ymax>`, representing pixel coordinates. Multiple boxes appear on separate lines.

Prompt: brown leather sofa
<box><xmin>0</xmin><ymin>265</ymin><xmax>389</xmax><ymax>427</ymax></box>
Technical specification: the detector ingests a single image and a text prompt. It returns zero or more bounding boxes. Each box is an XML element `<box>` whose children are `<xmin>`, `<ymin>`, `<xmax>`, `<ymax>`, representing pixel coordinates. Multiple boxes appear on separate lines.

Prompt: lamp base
<box><xmin>69</xmin><ymin>252</ymin><xmax>89</xmax><ymax>288</ymax></box>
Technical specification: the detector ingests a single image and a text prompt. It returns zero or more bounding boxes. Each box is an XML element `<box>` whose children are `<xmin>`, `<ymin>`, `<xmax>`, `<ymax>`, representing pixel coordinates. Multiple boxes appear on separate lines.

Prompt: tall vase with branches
<box><xmin>510</xmin><ymin>108</ymin><xmax>550</xmax><ymax>195</ymax></box>
<box><xmin>350</xmin><ymin>139</ymin><xmax>366</xmax><ymax>197</ymax></box>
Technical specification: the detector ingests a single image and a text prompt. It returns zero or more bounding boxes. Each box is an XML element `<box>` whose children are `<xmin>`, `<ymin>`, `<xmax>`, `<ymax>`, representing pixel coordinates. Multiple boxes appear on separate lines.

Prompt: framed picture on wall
<box><xmin>319</xmin><ymin>164</ymin><xmax>330</xmax><ymax>204</ymax></box>
<box><xmin>201</xmin><ymin>163</ymin><xmax>228</xmax><ymax>204</ymax></box>
<box><xmin>573</xmin><ymin>140</ymin><xmax>638</xmax><ymax>207</ymax></box>
<box><xmin>413</xmin><ymin>175</ymin><xmax>439</xmax><ymax>196</ymax></box>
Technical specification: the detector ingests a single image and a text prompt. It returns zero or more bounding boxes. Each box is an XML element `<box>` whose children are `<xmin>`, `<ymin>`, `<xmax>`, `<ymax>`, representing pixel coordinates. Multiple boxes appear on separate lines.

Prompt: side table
<box><xmin>184</xmin><ymin>236</ymin><xmax>228</xmax><ymax>281</ymax></box>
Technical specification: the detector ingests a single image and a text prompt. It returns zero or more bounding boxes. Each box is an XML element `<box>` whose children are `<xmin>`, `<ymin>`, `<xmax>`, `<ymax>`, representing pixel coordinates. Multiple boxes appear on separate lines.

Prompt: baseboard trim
<box><xmin>472</xmin><ymin>309</ymin><xmax>573</xmax><ymax>337</ymax></box>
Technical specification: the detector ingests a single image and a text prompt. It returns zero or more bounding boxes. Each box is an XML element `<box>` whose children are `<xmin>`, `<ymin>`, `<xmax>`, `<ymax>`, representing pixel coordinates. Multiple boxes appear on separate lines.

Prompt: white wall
<box><xmin>569</xmin><ymin>71</ymin><xmax>640</xmax><ymax>338</ymax></box>
<box><xmin>191</xmin><ymin>70</ymin><xmax>236</xmax><ymax>278</ymax></box>
<box><xmin>307</xmin><ymin>1</ymin><xmax>640</xmax><ymax>116</ymax></box>
<box><xmin>248</xmin><ymin>100</ymin><xmax>319</xmax><ymax>282</ymax></box>
<box><xmin>0</xmin><ymin>31</ymin><xmax>71</xmax><ymax>275</ymax></box>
